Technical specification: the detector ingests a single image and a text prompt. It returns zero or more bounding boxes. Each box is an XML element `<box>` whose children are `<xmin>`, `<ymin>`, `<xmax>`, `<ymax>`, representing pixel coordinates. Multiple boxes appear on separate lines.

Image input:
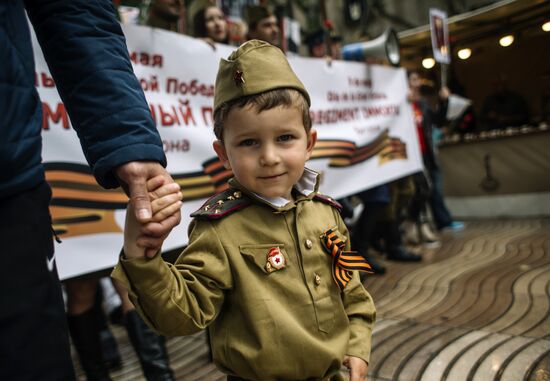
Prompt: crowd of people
<box><xmin>116</xmin><ymin>0</ymin><xmax>535</xmax><ymax>135</ymax></box>
<box><xmin>338</xmin><ymin>70</ymin><xmax>465</xmax><ymax>275</ymax></box>
<box><xmin>116</xmin><ymin>0</ymin><xmax>345</xmax><ymax>59</ymax></box>
<box><xmin>116</xmin><ymin>0</ymin><xmax>279</xmax><ymax>49</ymax></box>
<box><xmin>2</xmin><ymin>1</ymin><xmax>500</xmax><ymax>381</ymax></box>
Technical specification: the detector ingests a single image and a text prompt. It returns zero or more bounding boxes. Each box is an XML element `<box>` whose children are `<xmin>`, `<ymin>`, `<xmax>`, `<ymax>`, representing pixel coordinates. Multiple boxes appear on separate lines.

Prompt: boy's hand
<box><xmin>343</xmin><ymin>355</ymin><xmax>368</xmax><ymax>381</ymax></box>
<box><xmin>135</xmin><ymin>176</ymin><xmax>183</xmax><ymax>257</ymax></box>
<box><xmin>115</xmin><ymin>161</ymin><xmax>174</xmax><ymax>222</ymax></box>
<box><xmin>124</xmin><ymin>176</ymin><xmax>182</xmax><ymax>259</ymax></box>
<box><xmin>147</xmin><ymin>176</ymin><xmax>183</xmax><ymax>222</ymax></box>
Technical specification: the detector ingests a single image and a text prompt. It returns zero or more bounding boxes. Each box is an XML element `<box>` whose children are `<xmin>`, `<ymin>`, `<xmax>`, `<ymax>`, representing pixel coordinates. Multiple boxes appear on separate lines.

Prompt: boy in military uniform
<box><xmin>113</xmin><ymin>40</ymin><xmax>376</xmax><ymax>381</ymax></box>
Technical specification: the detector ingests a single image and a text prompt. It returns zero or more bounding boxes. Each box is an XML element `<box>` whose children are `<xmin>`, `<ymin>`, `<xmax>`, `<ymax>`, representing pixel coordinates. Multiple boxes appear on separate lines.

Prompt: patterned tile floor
<box><xmin>73</xmin><ymin>218</ymin><xmax>550</xmax><ymax>380</ymax></box>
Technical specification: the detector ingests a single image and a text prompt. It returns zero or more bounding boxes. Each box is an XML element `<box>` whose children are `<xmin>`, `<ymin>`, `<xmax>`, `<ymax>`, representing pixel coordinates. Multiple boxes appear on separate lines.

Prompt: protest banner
<box><xmin>32</xmin><ymin>24</ymin><xmax>422</xmax><ymax>279</ymax></box>
<box><xmin>429</xmin><ymin>8</ymin><xmax>451</xmax><ymax>64</ymax></box>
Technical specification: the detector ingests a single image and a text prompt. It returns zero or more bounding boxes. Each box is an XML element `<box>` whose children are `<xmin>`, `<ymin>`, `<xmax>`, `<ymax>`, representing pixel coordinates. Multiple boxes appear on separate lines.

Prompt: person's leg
<box><xmin>428</xmin><ymin>167</ymin><xmax>454</xmax><ymax>229</ymax></box>
<box><xmin>66</xmin><ymin>277</ymin><xmax>99</xmax><ymax>315</ymax></box>
<box><xmin>404</xmin><ymin>176</ymin><xmax>424</xmax><ymax>245</ymax></box>
<box><xmin>380</xmin><ymin>218</ymin><xmax>422</xmax><ymax>262</ymax></box>
<box><xmin>351</xmin><ymin>201</ymin><xmax>387</xmax><ymax>274</ymax></box>
<box><xmin>379</xmin><ymin>185</ymin><xmax>422</xmax><ymax>262</ymax></box>
<box><xmin>411</xmin><ymin>173</ymin><xmax>439</xmax><ymax>244</ymax></box>
<box><xmin>352</xmin><ymin>203</ymin><xmax>372</xmax><ymax>254</ymax></box>
<box><xmin>66</xmin><ymin>277</ymin><xmax>112</xmax><ymax>381</ymax></box>
<box><xmin>0</xmin><ymin>182</ymin><xmax>75</xmax><ymax>381</ymax></box>
<box><xmin>113</xmin><ymin>279</ymin><xmax>175</xmax><ymax>381</ymax></box>
<box><xmin>95</xmin><ymin>282</ymin><xmax>122</xmax><ymax>371</ymax></box>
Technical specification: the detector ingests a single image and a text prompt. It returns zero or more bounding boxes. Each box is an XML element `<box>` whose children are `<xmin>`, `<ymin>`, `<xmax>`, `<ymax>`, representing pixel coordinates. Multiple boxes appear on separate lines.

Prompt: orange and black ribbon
<box><xmin>321</xmin><ymin>228</ymin><xmax>373</xmax><ymax>290</ymax></box>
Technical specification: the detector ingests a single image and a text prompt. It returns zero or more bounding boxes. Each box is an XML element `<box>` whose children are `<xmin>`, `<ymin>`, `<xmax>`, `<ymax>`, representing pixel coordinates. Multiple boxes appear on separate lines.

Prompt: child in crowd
<box><xmin>113</xmin><ymin>40</ymin><xmax>376</xmax><ymax>381</ymax></box>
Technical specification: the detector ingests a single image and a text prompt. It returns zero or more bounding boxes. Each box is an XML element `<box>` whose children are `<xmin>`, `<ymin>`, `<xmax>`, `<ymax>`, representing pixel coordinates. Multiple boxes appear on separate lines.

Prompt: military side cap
<box><xmin>213</xmin><ymin>39</ymin><xmax>311</xmax><ymax>113</ymax></box>
<box><xmin>244</xmin><ymin>5</ymin><xmax>272</xmax><ymax>26</ymax></box>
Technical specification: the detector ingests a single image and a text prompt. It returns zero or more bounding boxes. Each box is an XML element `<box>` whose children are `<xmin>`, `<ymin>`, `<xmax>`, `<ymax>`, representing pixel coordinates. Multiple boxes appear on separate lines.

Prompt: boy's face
<box><xmin>213</xmin><ymin>105</ymin><xmax>316</xmax><ymax>200</ymax></box>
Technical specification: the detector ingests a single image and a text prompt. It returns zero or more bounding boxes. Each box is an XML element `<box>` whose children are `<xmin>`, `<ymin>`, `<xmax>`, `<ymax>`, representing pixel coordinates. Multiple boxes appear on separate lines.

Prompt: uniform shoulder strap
<box><xmin>313</xmin><ymin>193</ymin><xmax>342</xmax><ymax>212</ymax></box>
<box><xmin>191</xmin><ymin>188</ymin><xmax>252</xmax><ymax>220</ymax></box>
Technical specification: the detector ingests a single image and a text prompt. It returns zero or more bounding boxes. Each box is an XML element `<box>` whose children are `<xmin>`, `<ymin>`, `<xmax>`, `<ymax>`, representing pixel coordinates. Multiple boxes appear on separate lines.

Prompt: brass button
<box><xmin>314</xmin><ymin>274</ymin><xmax>321</xmax><ymax>285</ymax></box>
<box><xmin>305</xmin><ymin>239</ymin><xmax>313</xmax><ymax>249</ymax></box>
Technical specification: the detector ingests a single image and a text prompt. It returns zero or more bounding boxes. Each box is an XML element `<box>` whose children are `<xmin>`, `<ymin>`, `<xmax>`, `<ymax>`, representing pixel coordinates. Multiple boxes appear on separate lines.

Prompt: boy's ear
<box><xmin>305</xmin><ymin>128</ymin><xmax>317</xmax><ymax>160</ymax></box>
<box><xmin>213</xmin><ymin>140</ymin><xmax>232</xmax><ymax>170</ymax></box>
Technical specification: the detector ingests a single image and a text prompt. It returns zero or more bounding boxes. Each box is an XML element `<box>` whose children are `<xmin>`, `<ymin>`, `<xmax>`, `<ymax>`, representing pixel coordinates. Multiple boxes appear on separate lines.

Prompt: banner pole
<box><xmin>441</xmin><ymin>62</ymin><xmax>448</xmax><ymax>88</ymax></box>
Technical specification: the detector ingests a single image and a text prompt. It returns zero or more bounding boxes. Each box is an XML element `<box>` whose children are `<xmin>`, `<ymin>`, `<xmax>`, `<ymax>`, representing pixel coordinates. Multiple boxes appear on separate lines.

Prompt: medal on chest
<box><xmin>265</xmin><ymin>247</ymin><xmax>286</xmax><ymax>273</ymax></box>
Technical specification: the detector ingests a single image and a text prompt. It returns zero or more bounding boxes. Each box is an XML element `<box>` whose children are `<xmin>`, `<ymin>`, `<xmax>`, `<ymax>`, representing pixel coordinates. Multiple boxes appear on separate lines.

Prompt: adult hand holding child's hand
<box><xmin>124</xmin><ymin>175</ymin><xmax>182</xmax><ymax>259</ymax></box>
<box><xmin>116</xmin><ymin>162</ymin><xmax>182</xmax><ymax>257</ymax></box>
<box><xmin>140</xmin><ymin>175</ymin><xmax>183</xmax><ymax>258</ymax></box>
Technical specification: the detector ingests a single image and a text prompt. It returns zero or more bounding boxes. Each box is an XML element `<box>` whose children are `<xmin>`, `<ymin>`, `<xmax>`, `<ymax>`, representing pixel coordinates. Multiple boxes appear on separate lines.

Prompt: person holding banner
<box><xmin>407</xmin><ymin>71</ymin><xmax>463</xmax><ymax>232</ymax></box>
<box><xmin>113</xmin><ymin>40</ymin><xmax>376</xmax><ymax>381</ymax></box>
<box><xmin>244</xmin><ymin>5</ymin><xmax>281</xmax><ymax>47</ymax></box>
<box><xmin>145</xmin><ymin>0</ymin><xmax>186</xmax><ymax>34</ymax></box>
<box><xmin>0</xmin><ymin>1</ymin><xmax>180</xmax><ymax>380</ymax></box>
<box><xmin>193</xmin><ymin>3</ymin><xmax>230</xmax><ymax>47</ymax></box>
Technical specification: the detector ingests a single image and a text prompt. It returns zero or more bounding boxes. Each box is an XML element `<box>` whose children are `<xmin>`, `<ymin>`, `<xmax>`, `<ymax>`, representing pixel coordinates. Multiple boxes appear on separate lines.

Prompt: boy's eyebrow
<box><xmin>230</xmin><ymin>131</ymin><xmax>255</xmax><ymax>140</ymax></box>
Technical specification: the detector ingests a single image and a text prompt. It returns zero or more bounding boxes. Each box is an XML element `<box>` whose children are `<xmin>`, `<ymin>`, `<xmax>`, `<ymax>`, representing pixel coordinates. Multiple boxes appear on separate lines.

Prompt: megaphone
<box><xmin>342</xmin><ymin>28</ymin><xmax>400</xmax><ymax>66</ymax></box>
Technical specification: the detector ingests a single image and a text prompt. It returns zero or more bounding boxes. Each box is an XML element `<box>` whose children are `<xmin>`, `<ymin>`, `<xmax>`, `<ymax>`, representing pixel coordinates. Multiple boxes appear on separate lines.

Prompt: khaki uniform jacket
<box><xmin>112</xmin><ymin>171</ymin><xmax>376</xmax><ymax>381</ymax></box>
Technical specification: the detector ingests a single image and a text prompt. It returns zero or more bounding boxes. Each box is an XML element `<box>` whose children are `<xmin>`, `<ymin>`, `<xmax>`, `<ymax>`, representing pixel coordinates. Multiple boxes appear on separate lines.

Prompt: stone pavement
<box><xmin>73</xmin><ymin>218</ymin><xmax>550</xmax><ymax>380</ymax></box>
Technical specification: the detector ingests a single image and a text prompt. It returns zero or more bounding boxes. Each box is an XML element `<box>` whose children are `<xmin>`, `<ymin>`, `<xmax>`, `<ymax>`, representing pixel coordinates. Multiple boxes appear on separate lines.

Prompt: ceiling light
<box><xmin>422</xmin><ymin>58</ymin><xmax>435</xmax><ymax>69</ymax></box>
<box><xmin>499</xmin><ymin>35</ymin><xmax>514</xmax><ymax>47</ymax></box>
<box><xmin>457</xmin><ymin>48</ymin><xmax>472</xmax><ymax>60</ymax></box>
<box><xmin>543</xmin><ymin>22</ymin><xmax>550</xmax><ymax>32</ymax></box>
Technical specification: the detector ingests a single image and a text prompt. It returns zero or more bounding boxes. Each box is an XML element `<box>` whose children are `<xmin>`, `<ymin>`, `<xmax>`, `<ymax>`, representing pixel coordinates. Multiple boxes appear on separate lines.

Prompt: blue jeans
<box><xmin>428</xmin><ymin>167</ymin><xmax>453</xmax><ymax>229</ymax></box>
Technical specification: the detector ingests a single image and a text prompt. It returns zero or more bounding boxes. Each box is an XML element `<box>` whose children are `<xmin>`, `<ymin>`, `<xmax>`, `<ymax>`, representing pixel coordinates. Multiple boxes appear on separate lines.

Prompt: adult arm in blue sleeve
<box><xmin>24</xmin><ymin>0</ymin><xmax>166</xmax><ymax>189</ymax></box>
<box><xmin>25</xmin><ymin>0</ymin><xmax>179</xmax><ymax>252</ymax></box>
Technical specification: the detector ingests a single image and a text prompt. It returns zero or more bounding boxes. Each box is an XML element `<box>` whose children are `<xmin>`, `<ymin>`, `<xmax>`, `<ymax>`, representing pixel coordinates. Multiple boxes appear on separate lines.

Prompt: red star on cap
<box><xmin>234</xmin><ymin>70</ymin><xmax>245</xmax><ymax>86</ymax></box>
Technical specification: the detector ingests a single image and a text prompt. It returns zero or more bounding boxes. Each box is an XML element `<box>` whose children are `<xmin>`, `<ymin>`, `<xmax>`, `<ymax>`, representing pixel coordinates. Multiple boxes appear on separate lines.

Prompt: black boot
<box><xmin>94</xmin><ymin>287</ymin><xmax>122</xmax><ymax>371</ymax></box>
<box><xmin>386</xmin><ymin>246</ymin><xmax>422</xmax><ymax>262</ymax></box>
<box><xmin>363</xmin><ymin>254</ymin><xmax>387</xmax><ymax>274</ymax></box>
<box><xmin>99</xmin><ymin>323</ymin><xmax>122</xmax><ymax>371</ymax></box>
<box><xmin>125</xmin><ymin>310</ymin><xmax>175</xmax><ymax>381</ymax></box>
<box><xmin>67</xmin><ymin>307</ymin><xmax>112</xmax><ymax>381</ymax></box>
<box><xmin>381</xmin><ymin>219</ymin><xmax>422</xmax><ymax>262</ymax></box>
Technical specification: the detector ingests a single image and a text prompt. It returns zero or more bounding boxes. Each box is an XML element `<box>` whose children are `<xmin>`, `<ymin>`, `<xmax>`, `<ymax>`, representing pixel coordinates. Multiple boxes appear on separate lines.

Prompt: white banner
<box><xmin>32</xmin><ymin>25</ymin><xmax>422</xmax><ymax>279</ymax></box>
